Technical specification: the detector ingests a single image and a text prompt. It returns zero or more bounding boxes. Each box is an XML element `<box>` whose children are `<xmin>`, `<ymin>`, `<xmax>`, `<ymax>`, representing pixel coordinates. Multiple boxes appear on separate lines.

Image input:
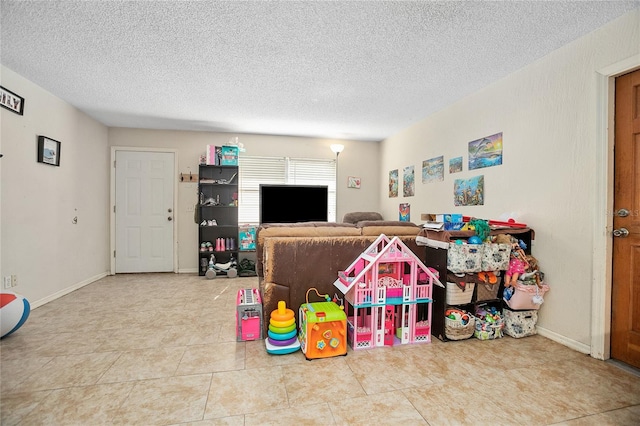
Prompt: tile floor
<box><xmin>1</xmin><ymin>273</ymin><xmax>640</xmax><ymax>425</ymax></box>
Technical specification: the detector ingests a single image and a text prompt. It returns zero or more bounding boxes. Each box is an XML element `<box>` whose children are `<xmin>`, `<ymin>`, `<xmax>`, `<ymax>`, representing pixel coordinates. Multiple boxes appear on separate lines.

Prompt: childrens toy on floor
<box><xmin>205</xmin><ymin>254</ymin><xmax>238</xmax><ymax>279</ymax></box>
<box><xmin>298</xmin><ymin>288</ymin><xmax>347</xmax><ymax>360</ymax></box>
<box><xmin>1</xmin><ymin>292</ymin><xmax>30</xmax><ymax>338</ymax></box>
<box><xmin>236</xmin><ymin>288</ymin><xmax>262</xmax><ymax>341</ymax></box>
<box><xmin>265</xmin><ymin>301</ymin><xmax>301</xmax><ymax>355</ymax></box>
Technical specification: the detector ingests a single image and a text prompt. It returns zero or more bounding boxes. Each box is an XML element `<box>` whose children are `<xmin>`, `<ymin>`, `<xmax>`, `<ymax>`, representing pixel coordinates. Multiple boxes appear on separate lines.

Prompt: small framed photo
<box><xmin>347</xmin><ymin>176</ymin><xmax>361</xmax><ymax>189</ymax></box>
<box><xmin>0</xmin><ymin>86</ymin><xmax>25</xmax><ymax>115</ymax></box>
<box><xmin>37</xmin><ymin>136</ymin><xmax>61</xmax><ymax>166</ymax></box>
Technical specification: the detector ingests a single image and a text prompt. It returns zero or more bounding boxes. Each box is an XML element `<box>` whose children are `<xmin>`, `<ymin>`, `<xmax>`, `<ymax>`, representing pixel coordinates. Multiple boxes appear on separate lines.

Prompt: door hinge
<box><xmin>113</xmin><ymin>205</ymin><xmax>116</xmax><ymax>213</ymax></box>
<box><xmin>113</xmin><ymin>160</ymin><xmax>116</xmax><ymax>168</ymax></box>
<box><xmin>113</xmin><ymin>250</ymin><xmax>116</xmax><ymax>258</ymax></box>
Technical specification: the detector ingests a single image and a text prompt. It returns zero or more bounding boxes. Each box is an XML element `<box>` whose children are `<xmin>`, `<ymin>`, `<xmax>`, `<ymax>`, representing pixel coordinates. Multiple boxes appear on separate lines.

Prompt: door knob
<box><xmin>168</xmin><ymin>216</ymin><xmax>173</xmax><ymax>221</ymax></box>
<box><xmin>616</xmin><ymin>208</ymin><xmax>629</xmax><ymax>217</ymax></box>
<box><xmin>613</xmin><ymin>228</ymin><xmax>629</xmax><ymax>237</ymax></box>
<box><xmin>168</xmin><ymin>208</ymin><xmax>173</xmax><ymax>213</ymax></box>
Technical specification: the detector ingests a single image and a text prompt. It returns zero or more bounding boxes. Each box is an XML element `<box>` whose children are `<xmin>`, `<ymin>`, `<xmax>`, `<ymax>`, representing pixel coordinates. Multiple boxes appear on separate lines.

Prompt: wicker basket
<box><xmin>444</xmin><ymin>309</ymin><xmax>475</xmax><ymax>340</ymax></box>
<box><xmin>446</xmin><ymin>281</ymin><xmax>475</xmax><ymax>305</ymax></box>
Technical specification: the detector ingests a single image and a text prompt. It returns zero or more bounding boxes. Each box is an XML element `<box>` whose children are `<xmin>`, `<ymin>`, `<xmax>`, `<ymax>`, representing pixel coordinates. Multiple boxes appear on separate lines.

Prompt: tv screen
<box><xmin>259</xmin><ymin>184</ymin><xmax>328</xmax><ymax>224</ymax></box>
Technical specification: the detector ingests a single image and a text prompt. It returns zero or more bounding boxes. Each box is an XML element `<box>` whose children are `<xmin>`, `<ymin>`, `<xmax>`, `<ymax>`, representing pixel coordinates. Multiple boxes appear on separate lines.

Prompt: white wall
<box><xmin>0</xmin><ymin>66</ymin><xmax>110</xmax><ymax>306</ymax></box>
<box><xmin>108</xmin><ymin>128</ymin><xmax>379</xmax><ymax>272</ymax></box>
<box><xmin>379</xmin><ymin>10</ymin><xmax>640</xmax><ymax>350</ymax></box>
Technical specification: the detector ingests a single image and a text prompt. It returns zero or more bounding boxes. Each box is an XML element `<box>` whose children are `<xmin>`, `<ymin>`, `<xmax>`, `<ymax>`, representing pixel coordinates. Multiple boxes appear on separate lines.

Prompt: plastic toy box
<box><xmin>236</xmin><ymin>288</ymin><xmax>263</xmax><ymax>341</ymax></box>
<box><xmin>298</xmin><ymin>301</ymin><xmax>347</xmax><ymax>360</ymax></box>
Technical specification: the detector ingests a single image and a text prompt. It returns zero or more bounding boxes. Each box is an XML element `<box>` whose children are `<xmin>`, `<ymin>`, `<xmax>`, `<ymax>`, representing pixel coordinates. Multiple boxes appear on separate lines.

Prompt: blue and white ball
<box><xmin>1</xmin><ymin>292</ymin><xmax>30</xmax><ymax>338</ymax></box>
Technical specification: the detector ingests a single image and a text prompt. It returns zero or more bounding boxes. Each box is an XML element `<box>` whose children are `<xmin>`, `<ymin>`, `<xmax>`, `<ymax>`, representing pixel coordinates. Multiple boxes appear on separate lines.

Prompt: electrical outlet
<box><xmin>3</xmin><ymin>276</ymin><xmax>11</xmax><ymax>289</ymax></box>
<box><xmin>11</xmin><ymin>275</ymin><xmax>17</xmax><ymax>287</ymax></box>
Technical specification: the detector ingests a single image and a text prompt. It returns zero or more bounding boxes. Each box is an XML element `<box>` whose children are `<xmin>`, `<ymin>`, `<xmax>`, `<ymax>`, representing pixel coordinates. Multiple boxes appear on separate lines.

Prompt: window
<box><xmin>238</xmin><ymin>156</ymin><xmax>336</xmax><ymax>224</ymax></box>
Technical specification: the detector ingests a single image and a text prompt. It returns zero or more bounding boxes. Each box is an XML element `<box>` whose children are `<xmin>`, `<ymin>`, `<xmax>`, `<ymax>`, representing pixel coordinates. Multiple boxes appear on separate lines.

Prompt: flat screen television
<box><xmin>259</xmin><ymin>184</ymin><xmax>328</xmax><ymax>224</ymax></box>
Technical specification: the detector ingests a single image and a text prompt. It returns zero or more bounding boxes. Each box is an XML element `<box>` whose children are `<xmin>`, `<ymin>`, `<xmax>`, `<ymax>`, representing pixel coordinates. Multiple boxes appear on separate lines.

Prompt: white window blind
<box><xmin>238</xmin><ymin>156</ymin><xmax>336</xmax><ymax>224</ymax></box>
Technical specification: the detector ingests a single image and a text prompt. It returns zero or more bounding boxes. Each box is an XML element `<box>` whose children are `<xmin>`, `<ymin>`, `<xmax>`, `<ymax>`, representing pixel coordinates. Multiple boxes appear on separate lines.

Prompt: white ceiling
<box><xmin>1</xmin><ymin>1</ymin><xmax>638</xmax><ymax>142</ymax></box>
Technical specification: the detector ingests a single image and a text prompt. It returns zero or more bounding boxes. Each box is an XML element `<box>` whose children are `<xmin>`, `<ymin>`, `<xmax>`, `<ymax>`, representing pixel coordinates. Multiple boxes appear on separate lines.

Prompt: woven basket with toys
<box><xmin>444</xmin><ymin>308</ymin><xmax>475</xmax><ymax>340</ymax></box>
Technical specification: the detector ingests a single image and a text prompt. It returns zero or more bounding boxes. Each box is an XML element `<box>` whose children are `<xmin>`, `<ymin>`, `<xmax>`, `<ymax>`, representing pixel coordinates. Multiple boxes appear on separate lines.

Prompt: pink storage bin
<box><xmin>504</xmin><ymin>282</ymin><xmax>549</xmax><ymax>310</ymax></box>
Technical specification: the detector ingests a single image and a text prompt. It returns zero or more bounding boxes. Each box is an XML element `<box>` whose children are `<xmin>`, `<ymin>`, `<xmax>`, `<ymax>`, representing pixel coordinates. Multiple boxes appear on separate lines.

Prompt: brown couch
<box><xmin>256</xmin><ymin>220</ymin><xmax>425</xmax><ymax>336</ymax></box>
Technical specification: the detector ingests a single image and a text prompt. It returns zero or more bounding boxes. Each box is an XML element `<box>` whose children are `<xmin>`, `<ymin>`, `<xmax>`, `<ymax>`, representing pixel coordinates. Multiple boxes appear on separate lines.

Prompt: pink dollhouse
<box><xmin>333</xmin><ymin>234</ymin><xmax>443</xmax><ymax>350</ymax></box>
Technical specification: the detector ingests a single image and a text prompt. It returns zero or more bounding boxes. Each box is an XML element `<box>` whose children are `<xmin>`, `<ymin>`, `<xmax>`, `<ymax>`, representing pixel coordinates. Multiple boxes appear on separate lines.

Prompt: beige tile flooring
<box><xmin>2</xmin><ymin>273</ymin><xmax>640</xmax><ymax>425</ymax></box>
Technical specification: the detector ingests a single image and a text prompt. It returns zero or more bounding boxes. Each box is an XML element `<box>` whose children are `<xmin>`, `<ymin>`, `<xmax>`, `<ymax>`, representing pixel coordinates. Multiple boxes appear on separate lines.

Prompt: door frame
<box><xmin>109</xmin><ymin>147</ymin><xmax>179</xmax><ymax>275</ymax></box>
<box><xmin>592</xmin><ymin>54</ymin><xmax>640</xmax><ymax>360</ymax></box>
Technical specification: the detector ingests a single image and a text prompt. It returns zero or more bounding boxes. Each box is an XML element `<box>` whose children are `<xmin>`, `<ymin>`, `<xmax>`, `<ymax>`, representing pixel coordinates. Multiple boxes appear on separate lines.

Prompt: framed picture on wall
<box><xmin>347</xmin><ymin>176</ymin><xmax>361</xmax><ymax>188</ymax></box>
<box><xmin>0</xmin><ymin>85</ymin><xmax>24</xmax><ymax>115</ymax></box>
<box><xmin>37</xmin><ymin>135</ymin><xmax>61</xmax><ymax>166</ymax></box>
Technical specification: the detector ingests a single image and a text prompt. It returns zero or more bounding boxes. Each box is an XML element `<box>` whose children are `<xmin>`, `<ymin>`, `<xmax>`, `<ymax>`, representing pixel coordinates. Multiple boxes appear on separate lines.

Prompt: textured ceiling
<box><xmin>1</xmin><ymin>1</ymin><xmax>638</xmax><ymax>142</ymax></box>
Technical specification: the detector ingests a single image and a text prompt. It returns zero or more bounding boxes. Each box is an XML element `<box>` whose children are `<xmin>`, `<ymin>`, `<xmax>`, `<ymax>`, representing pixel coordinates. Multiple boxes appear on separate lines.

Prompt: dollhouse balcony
<box><xmin>415</xmin><ymin>284</ymin><xmax>432</xmax><ymax>302</ymax></box>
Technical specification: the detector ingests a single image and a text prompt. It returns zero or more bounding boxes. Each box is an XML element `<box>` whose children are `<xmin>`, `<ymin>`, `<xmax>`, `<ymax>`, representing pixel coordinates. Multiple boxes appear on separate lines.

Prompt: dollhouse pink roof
<box><xmin>334</xmin><ymin>234</ymin><xmax>443</xmax><ymax>294</ymax></box>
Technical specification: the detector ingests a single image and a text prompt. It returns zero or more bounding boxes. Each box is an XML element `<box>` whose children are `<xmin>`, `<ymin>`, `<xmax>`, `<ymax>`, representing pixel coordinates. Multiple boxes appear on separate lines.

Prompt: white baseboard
<box><xmin>31</xmin><ymin>272</ymin><xmax>108</xmax><ymax>309</ymax></box>
<box><xmin>178</xmin><ymin>268</ymin><xmax>198</xmax><ymax>274</ymax></box>
<box><xmin>536</xmin><ymin>326</ymin><xmax>591</xmax><ymax>355</ymax></box>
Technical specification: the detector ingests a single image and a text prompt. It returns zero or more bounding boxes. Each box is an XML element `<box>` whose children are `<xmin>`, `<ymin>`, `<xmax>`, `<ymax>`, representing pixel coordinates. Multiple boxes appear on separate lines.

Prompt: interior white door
<box><xmin>115</xmin><ymin>150</ymin><xmax>174</xmax><ymax>273</ymax></box>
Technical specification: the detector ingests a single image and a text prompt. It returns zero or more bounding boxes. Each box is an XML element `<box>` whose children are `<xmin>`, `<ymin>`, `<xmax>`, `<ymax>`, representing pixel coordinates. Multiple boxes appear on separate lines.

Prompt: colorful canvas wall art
<box><xmin>469</xmin><ymin>132</ymin><xmax>503</xmax><ymax>170</ymax></box>
<box><xmin>388</xmin><ymin>169</ymin><xmax>398</xmax><ymax>197</ymax></box>
<box><xmin>422</xmin><ymin>156</ymin><xmax>444</xmax><ymax>183</ymax></box>
<box><xmin>454</xmin><ymin>175</ymin><xmax>484</xmax><ymax>206</ymax></box>
<box><xmin>403</xmin><ymin>166</ymin><xmax>415</xmax><ymax>197</ymax></box>
<box><xmin>399</xmin><ymin>203</ymin><xmax>410</xmax><ymax>221</ymax></box>
<box><xmin>449</xmin><ymin>157</ymin><xmax>463</xmax><ymax>173</ymax></box>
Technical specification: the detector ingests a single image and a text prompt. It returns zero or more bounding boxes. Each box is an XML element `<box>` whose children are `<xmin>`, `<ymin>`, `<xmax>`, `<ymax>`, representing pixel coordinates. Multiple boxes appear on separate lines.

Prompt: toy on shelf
<box><xmin>503</xmin><ymin>249</ymin><xmax>550</xmax><ymax>310</ymax></box>
<box><xmin>265</xmin><ymin>301</ymin><xmax>301</xmax><ymax>355</ymax></box>
<box><xmin>333</xmin><ymin>234</ymin><xmax>443</xmax><ymax>350</ymax></box>
<box><xmin>298</xmin><ymin>288</ymin><xmax>347</xmax><ymax>360</ymax></box>
<box><xmin>236</xmin><ymin>288</ymin><xmax>262</xmax><ymax>341</ymax></box>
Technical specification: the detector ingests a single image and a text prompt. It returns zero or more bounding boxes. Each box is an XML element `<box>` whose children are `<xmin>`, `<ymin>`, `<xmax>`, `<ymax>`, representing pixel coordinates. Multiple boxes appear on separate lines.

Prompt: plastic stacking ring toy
<box><xmin>270</xmin><ymin>317</ymin><xmax>295</xmax><ymax>328</ymax></box>
<box><xmin>268</xmin><ymin>329</ymin><xmax>297</xmax><ymax>341</ymax></box>
<box><xmin>270</xmin><ymin>300</ymin><xmax>295</xmax><ymax>322</ymax></box>
<box><xmin>268</xmin><ymin>336</ymin><xmax>298</xmax><ymax>346</ymax></box>
<box><xmin>269</xmin><ymin>323</ymin><xmax>296</xmax><ymax>334</ymax></box>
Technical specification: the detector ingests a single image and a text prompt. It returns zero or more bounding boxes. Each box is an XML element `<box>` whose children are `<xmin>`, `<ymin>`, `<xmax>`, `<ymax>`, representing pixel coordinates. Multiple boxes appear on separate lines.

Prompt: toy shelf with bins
<box><xmin>419</xmin><ymin>227</ymin><xmax>534</xmax><ymax>341</ymax></box>
<box><xmin>198</xmin><ymin>164</ymin><xmax>239</xmax><ymax>276</ymax></box>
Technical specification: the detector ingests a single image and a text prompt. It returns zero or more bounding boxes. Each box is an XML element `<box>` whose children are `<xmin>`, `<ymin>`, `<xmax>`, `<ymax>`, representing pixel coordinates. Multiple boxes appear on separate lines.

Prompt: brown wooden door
<box><xmin>611</xmin><ymin>68</ymin><xmax>640</xmax><ymax>369</ymax></box>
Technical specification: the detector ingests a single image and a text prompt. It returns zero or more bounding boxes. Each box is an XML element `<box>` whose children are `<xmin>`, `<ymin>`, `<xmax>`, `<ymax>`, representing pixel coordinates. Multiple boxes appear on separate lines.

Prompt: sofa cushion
<box><xmin>358</xmin><ymin>220</ymin><xmax>420</xmax><ymax>236</ymax></box>
<box><xmin>342</xmin><ymin>211</ymin><xmax>383</xmax><ymax>224</ymax></box>
<box><xmin>258</xmin><ymin>222</ymin><xmax>360</xmax><ymax>239</ymax></box>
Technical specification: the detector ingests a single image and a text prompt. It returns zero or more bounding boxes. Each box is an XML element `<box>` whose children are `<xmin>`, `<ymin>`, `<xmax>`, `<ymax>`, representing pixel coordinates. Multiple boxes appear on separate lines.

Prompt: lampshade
<box><xmin>330</xmin><ymin>144</ymin><xmax>344</xmax><ymax>154</ymax></box>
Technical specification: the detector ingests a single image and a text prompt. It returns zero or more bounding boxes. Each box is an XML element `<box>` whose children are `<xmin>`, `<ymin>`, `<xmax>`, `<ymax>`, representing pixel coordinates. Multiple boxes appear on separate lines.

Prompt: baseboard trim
<box><xmin>178</xmin><ymin>268</ymin><xmax>198</xmax><ymax>274</ymax></box>
<box><xmin>31</xmin><ymin>272</ymin><xmax>108</xmax><ymax>309</ymax></box>
<box><xmin>536</xmin><ymin>326</ymin><xmax>591</xmax><ymax>355</ymax></box>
